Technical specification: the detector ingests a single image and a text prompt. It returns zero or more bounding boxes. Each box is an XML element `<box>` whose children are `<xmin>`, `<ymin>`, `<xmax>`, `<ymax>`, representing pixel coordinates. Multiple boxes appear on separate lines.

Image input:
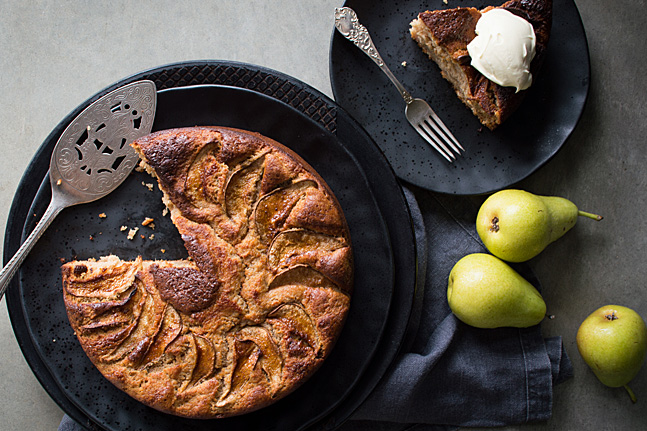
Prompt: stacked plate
<box><xmin>4</xmin><ymin>61</ymin><xmax>417</xmax><ymax>431</ymax></box>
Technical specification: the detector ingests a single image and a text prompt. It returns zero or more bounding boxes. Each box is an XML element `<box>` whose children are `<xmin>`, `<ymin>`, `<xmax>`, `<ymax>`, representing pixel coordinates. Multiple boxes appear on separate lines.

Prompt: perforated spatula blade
<box><xmin>0</xmin><ymin>80</ymin><xmax>157</xmax><ymax>298</ymax></box>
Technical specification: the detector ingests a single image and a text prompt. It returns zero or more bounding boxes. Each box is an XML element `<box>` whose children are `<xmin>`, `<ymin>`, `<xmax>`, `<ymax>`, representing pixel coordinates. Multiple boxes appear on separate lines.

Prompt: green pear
<box><xmin>447</xmin><ymin>253</ymin><xmax>546</xmax><ymax>328</ymax></box>
<box><xmin>476</xmin><ymin>189</ymin><xmax>602</xmax><ymax>263</ymax></box>
<box><xmin>576</xmin><ymin>305</ymin><xmax>647</xmax><ymax>403</ymax></box>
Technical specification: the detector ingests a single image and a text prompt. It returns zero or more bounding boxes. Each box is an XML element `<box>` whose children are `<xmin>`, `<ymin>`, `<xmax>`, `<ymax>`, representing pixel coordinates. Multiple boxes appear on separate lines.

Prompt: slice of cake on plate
<box><xmin>410</xmin><ymin>0</ymin><xmax>553</xmax><ymax>130</ymax></box>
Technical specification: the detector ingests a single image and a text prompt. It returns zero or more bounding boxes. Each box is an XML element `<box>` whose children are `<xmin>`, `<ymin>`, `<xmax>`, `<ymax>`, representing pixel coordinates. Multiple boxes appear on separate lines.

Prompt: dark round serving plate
<box><xmin>330</xmin><ymin>0</ymin><xmax>590</xmax><ymax>195</ymax></box>
<box><xmin>4</xmin><ymin>62</ymin><xmax>417</xmax><ymax>431</ymax></box>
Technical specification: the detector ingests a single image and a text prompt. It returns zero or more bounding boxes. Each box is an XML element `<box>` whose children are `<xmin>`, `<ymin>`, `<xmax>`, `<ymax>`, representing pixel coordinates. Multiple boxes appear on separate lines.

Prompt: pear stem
<box><xmin>578</xmin><ymin>210</ymin><xmax>603</xmax><ymax>221</ymax></box>
<box><xmin>623</xmin><ymin>384</ymin><xmax>637</xmax><ymax>403</ymax></box>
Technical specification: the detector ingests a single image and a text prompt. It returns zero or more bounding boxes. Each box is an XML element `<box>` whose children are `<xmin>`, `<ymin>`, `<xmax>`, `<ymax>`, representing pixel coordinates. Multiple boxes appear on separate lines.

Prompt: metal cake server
<box><xmin>0</xmin><ymin>80</ymin><xmax>157</xmax><ymax>299</ymax></box>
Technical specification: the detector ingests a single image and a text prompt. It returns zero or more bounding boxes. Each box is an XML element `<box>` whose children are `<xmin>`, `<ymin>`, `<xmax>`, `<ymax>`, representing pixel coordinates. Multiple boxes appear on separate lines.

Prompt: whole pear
<box><xmin>476</xmin><ymin>189</ymin><xmax>602</xmax><ymax>263</ymax></box>
<box><xmin>447</xmin><ymin>253</ymin><xmax>546</xmax><ymax>328</ymax></box>
<box><xmin>576</xmin><ymin>305</ymin><xmax>647</xmax><ymax>403</ymax></box>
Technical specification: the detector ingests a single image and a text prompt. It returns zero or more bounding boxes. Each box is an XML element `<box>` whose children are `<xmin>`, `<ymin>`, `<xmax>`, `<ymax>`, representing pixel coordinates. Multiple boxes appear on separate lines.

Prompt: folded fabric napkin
<box><xmin>340</xmin><ymin>184</ymin><xmax>573</xmax><ymax>430</ymax></box>
<box><xmin>58</xmin><ymin>183</ymin><xmax>572</xmax><ymax>431</ymax></box>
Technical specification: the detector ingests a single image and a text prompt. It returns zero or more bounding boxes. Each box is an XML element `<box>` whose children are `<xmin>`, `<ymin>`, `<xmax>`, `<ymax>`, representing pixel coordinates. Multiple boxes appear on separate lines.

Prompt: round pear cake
<box><xmin>61</xmin><ymin>126</ymin><xmax>353</xmax><ymax>418</ymax></box>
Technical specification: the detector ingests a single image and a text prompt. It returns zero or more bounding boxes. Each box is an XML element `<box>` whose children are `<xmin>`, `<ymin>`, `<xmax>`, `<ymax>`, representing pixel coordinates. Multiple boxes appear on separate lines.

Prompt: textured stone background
<box><xmin>1</xmin><ymin>1</ymin><xmax>645</xmax><ymax>430</ymax></box>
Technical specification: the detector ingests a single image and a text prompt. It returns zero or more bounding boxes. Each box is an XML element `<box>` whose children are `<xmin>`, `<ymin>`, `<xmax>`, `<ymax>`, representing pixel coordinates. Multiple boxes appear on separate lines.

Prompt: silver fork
<box><xmin>334</xmin><ymin>7</ymin><xmax>464</xmax><ymax>162</ymax></box>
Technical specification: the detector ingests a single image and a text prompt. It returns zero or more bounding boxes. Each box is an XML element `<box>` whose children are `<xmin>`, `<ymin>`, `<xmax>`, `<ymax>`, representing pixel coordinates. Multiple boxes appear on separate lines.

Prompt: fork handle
<box><xmin>0</xmin><ymin>199</ymin><xmax>63</xmax><ymax>300</ymax></box>
<box><xmin>334</xmin><ymin>7</ymin><xmax>413</xmax><ymax>104</ymax></box>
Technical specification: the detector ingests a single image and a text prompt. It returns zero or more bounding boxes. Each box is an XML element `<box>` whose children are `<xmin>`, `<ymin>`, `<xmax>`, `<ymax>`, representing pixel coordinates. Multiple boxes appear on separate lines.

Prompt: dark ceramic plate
<box><xmin>4</xmin><ymin>66</ymin><xmax>416</xmax><ymax>431</ymax></box>
<box><xmin>330</xmin><ymin>0</ymin><xmax>590</xmax><ymax>195</ymax></box>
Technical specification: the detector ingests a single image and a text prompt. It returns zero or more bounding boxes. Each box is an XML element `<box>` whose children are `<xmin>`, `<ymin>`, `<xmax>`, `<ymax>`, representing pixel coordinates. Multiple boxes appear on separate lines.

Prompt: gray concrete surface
<box><xmin>1</xmin><ymin>0</ymin><xmax>645</xmax><ymax>430</ymax></box>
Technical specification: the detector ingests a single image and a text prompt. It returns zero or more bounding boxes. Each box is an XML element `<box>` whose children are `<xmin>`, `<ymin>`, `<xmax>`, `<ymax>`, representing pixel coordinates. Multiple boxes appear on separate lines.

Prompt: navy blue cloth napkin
<box><xmin>58</xmin><ymin>184</ymin><xmax>572</xmax><ymax>431</ymax></box>
<box><xmin>340</xmin><ymin>184</ymin><xmax>572</xmax><ymax>430</ymax></box>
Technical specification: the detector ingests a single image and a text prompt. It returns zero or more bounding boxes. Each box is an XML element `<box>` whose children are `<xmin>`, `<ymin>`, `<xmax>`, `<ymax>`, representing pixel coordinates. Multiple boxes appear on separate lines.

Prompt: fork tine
<box><xmin>423</xmin><ymin>117</ymin><xmax>462</xmax><ymax>156</ymax></box>
<box><xmin>427</xmin><ymin>111</ymin><xmax>464</xmax><ymax>152</ymax></box>
<box><xmin>415</xmin><ymin>122</ymin><xmax>455</xmax><ymax>162</ymax></box>
<box><xmin>419</xmin><ymin>120</ymin><xmax>456</xmax><ymax>160</ymax></box>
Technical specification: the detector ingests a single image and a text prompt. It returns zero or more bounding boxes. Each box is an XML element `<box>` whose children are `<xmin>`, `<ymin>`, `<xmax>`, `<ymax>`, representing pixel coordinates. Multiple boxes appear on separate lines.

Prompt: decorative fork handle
<box><xmin>334</xmin><ymin>7</ymin><xmax>413</xmax><ymax>104</ymax></box>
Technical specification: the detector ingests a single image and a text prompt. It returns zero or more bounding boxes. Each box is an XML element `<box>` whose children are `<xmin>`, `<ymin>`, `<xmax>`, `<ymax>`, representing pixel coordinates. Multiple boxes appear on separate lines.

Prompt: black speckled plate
<box><xmin>330</xmin><ymin>0</ymin><xmax>590</xmax><ymax>195</ymax></box>
<box><xmin>4</xmin><ymin>62</ymin><xmax>417</xmax><ymax>431</ymax></box>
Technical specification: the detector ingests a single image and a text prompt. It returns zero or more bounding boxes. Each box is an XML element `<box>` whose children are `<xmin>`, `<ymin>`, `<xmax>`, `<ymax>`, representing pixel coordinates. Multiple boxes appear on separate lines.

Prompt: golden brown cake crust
<box><xmin>420</xmin><ymin>8</ymin><xmax>480</xmax><ymax>53</ymax></box>
<box><xmin>62</xmin><ymin>127</ymin><xmax>353</xmax><ymax>419</ymax></box>
<box><xmin>412</xmin><ymin>0</ymin><xmax>553</xmax><ymax>129</ymax></box>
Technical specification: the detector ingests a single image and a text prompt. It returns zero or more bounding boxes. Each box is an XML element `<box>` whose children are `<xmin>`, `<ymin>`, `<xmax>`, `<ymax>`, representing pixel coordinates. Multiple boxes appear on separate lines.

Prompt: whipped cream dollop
<box><xmin>466</xmin><ymin>8</ymin><xmax>536</xmax><ymax>92</ymax></box>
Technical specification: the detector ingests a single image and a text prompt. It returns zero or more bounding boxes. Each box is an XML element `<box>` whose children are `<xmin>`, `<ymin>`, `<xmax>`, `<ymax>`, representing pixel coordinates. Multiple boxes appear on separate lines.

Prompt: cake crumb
<box><xmin>401</xmin><ymin>61</ymin><xmax>407</xmax><ymax>67</ymax></box>
<box><xmin>127</xmin><ymin>227</ymin><xmax>139</xmax><ymax>240</ymax></box>
<box><xmin>149</xmin><ymin>234</ymin><xmax>155</xmax><ymax>240</ymax></box>
<box><xmin>135</xmin><ymin>161</ymin><xmax>145</xmax><ymax>172</ymax></box>
<box><xmin>162</xmin><ymin>207</ymin><xmax>169</xmax><ymax>217</ymax></box>
<box><xmin>120</xmin><ymin>225</ymin><xmax>128</xmax><ymax>232</ymax></box>
<box><xmin>56</xmin><ymin>179</ymin><xmax>62</xmax><ymax>186</ymax></box>
<box><xmin>443</xmin><ymin>0</ymin><xmax>448</xmax><ymax>4</ymax></box>
<box><xmin>142</xmin><ymin>181</ymin><xmax>154</xmax><ymax>191</ymax></box>
<box><xmin>161</xmin><ymin>248</ymin><xmax>166</xmax><ymax>253</ymax></box>
<box><xmin>142</xmin><ymin>217</ymin><xmax>155</xmax><ymax>227</ymax></box>
<box><xmin>98</xmin><ymin>213</ymin><xmax>106</xmax><ymax>218</ymax></box>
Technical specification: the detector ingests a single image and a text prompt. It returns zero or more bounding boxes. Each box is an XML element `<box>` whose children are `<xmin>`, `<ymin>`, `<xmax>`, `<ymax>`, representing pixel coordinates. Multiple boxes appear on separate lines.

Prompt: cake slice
<box><xmin>410</xmin><ymin>0</ymin><xmax>553</xmax><ymax>130</ymax></box>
